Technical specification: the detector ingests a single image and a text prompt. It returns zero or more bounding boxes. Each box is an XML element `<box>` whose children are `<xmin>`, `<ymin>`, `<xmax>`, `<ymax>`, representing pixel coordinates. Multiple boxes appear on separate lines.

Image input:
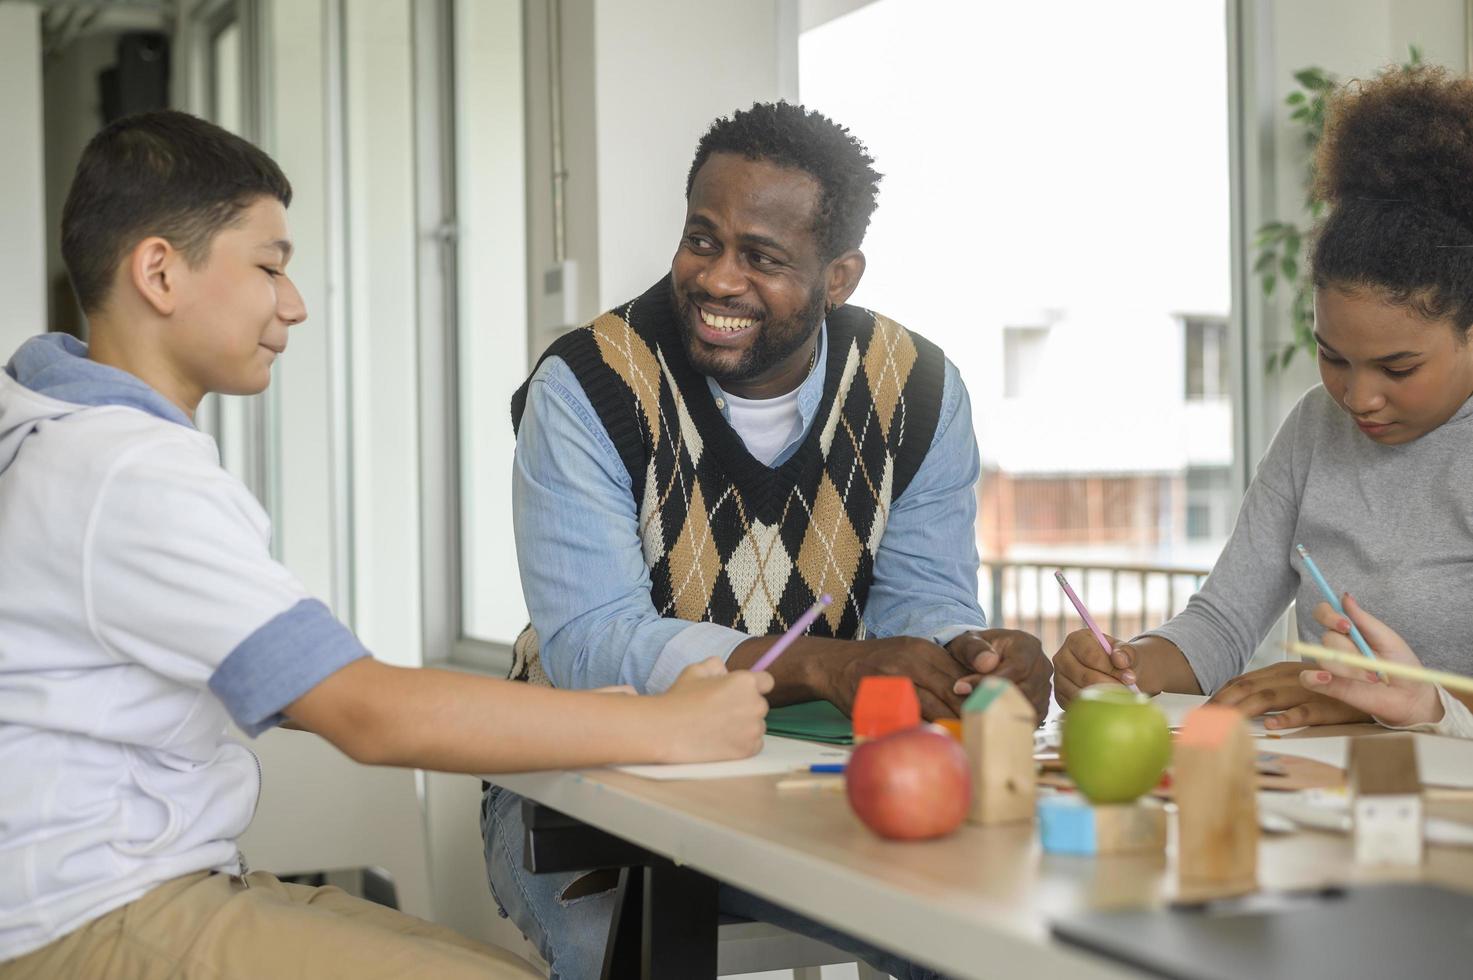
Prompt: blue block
<box><xmin>1038</xmin><ymin>794</ymin><xmax>1097</xmax><ymax>855</ymax></box>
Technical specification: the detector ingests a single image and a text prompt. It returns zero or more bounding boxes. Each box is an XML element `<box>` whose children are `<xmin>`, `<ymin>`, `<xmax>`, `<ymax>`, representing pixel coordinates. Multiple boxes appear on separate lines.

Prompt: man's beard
<box><xmin>671</xmin><ymin>282</ymin><xmax>827</xmax><ymax>386</ymax></box>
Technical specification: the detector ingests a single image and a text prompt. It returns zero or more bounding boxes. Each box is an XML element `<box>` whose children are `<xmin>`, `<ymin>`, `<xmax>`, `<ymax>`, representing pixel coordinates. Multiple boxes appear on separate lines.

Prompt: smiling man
<box><xmin>484</xmin><ymin>102</ymin><xmax>1048</xmax><ymax>979</ymax></box>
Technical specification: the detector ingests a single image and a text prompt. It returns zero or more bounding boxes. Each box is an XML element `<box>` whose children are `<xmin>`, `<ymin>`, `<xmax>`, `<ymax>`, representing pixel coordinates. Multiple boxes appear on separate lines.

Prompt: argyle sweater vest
<box><xmin>507</xmin><ymin>276</ymin><xmax>945</xmax><ymax>685</ymax></box>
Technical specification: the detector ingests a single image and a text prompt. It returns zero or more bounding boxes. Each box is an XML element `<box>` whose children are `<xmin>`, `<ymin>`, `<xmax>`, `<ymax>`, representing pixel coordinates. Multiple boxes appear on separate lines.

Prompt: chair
<box><xmin>717</xmin><ymin>918</ymin><xmax>891</xmax><ymax>978</ymax></box>
<box><xmin>235</xmin><ymin>726</ymin><xmax>434</xmax><ymax>920</ymax></box>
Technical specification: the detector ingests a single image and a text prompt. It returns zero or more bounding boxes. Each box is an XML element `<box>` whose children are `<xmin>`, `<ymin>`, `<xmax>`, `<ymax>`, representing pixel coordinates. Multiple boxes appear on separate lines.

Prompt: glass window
<box><xmin>454</xmin><ymin>0</ymin><xmax>528</xmax><ymax>646</ymax></box>
<box><xmin>1184</xmin><ymin>314</ymin><xmax>1229</xmax><ymax>401</ymax></box>
<box><xmin>801</xmin><ymin>0</ymin><xmax>1236</xmax><ymax>640</ymax></box>
<box><xmin>1002</xmin><ymin>325</ymin><xmax>1049</xmax><ymax>400</ymax></box>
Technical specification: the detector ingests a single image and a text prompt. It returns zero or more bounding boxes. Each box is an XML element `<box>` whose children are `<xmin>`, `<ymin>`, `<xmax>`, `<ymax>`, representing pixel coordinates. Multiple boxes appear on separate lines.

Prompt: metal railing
<box><xmin>982</xmin><ymin>559</ymin><xmax>1210</xmax><ymax>654</ymax></box>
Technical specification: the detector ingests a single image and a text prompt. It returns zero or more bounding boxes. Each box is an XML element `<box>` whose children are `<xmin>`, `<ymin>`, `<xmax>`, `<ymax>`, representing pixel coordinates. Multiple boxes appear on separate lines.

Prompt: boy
<box><xmin>0</xmin><ymin>110</ymin><xmax>771</xmax><ymax>979</ymax></box>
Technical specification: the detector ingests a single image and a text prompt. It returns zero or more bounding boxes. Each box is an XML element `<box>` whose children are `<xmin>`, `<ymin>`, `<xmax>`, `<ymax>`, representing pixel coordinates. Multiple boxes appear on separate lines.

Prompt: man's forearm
<box><xmin>727</xmin><ymin>635</ymin><xmax>855</xmax><ymax>705</ymax></box>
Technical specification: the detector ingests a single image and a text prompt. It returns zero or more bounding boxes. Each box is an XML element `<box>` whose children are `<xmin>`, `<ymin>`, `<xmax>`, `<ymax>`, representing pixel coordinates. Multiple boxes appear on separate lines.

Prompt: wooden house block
<box><xmin>1173</xmin><ymin>704</ymin><xmax>1257</xmax><ymax>896</ymax></box>
<box><xmin>962</xmin><ymin>678</ymin><xmax>1037</xmax><ymax>825</ymax></box>
<box><xmin>1349</xmin><ymin>735</ymin><xmax>1423</xmax><ymax>866</ymax></box>
<box><xmin>1038</xmin><ymin>795</ymin><xmax>1166</xmax><ymax>855</ymax></box>
<box><xmin>852</xmin><ymin>676</ymin><xmax>920</xmax><ymax>742</ymax></box>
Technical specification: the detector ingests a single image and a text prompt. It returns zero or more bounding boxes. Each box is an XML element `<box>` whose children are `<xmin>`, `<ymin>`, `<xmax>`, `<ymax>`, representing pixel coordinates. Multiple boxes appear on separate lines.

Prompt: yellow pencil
<box><xmin>1288</xmin><ymin>641</ymin><xmax>1473</xmax><ymax>696</ymax></box>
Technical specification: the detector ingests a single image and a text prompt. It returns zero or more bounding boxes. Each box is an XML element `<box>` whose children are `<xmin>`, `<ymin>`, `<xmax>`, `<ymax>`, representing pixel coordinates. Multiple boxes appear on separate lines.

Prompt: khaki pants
<box><xmin>1</xmin><ymin>871</ymin><xmax>538</xmax><ymax>979</ymax></box>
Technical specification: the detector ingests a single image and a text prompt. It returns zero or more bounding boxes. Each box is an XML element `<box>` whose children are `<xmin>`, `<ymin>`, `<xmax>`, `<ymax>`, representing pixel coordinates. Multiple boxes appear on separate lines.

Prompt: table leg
<box><xmin>642</xmin><ymin>860</ymin><xmax>717</xmax><ymax>979</ymax></box>
<box><xmin>601</xmin><ymin>858</ymin><xmax>719</xmax><ymax>979</ymax></box>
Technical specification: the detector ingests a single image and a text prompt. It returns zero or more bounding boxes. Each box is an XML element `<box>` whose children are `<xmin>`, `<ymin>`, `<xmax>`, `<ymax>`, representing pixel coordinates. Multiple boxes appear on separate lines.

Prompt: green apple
<box><xmin>1062</xmin><ymin>686</ymin><xmax>1171</xmax><ymax>804</ymax></box>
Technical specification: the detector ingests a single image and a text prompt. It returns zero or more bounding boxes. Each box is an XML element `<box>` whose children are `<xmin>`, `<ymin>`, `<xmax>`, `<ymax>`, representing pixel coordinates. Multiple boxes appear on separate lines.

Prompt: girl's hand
<box><xmin>1301</xmin><ymin>595</ymin><xmax>1444</xmax><ymax>728</ymax></box>
<box><xmin>1209</xmin><ymin>660</ymin><xmax>1371</xmax><ymax>729</ymax></box>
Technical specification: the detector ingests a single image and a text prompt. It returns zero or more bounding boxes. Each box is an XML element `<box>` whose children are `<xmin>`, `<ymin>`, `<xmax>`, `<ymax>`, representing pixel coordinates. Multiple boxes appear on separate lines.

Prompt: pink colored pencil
<box><xmin>1053</xmin><ymin>570</ymin><xmax>1141</xmax><ymax>694</ymax></box>
<box><xmin>751</xmin><ymin>595</ymin><xmax>832</xmax><ymax>672</ymax></box>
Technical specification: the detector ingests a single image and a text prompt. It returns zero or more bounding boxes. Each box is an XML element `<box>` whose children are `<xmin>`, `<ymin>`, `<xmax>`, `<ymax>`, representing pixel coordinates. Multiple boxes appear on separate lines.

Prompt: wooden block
<box><xmin>1173</xmin><ymin>705</ymin><xmax>1257</xmax><ymax>895</ymax></box>
<box><xmin>962</xmin><ymin>679</ymin><xmax>1037</xmax><ymax>825</ymax></box>
<box><xmin>1349</xmin><ymin>735</ymin><xmax>1424</xmax><ymax>866</ymax></box>
<box><xmin>852</xmin><ymin>676</ymin><xmax>920</xmax><ymax>742</ymax></box>
<box><xmin>1038</xmin><ymin>795</ymin><xmax>1166</xmax><ymax>855</ymax></box>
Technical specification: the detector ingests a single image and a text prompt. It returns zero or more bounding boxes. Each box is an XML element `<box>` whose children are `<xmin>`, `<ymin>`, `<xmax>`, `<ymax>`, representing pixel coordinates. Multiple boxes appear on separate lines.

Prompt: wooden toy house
<box><xmin>1349</xmin><ymin>735</ymin><xmax>1424</xmax><ymax>866</ymax></box>
<box><xmin>961</xmin><ymin>678</ymin><xmax>1037</xmax><ymax>825</ymax></box>
<box><xmin>1174</xmin><ymin>704</ymin><xmax>1258</xmax><ymax>896</ymax></box>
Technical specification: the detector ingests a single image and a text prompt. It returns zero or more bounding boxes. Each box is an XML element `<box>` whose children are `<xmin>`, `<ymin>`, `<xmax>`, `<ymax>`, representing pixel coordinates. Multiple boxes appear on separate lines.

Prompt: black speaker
<box><xmin>99</xmin><ymin>32</ymin><xmax>170</xmax><ymax>124</ymax></box>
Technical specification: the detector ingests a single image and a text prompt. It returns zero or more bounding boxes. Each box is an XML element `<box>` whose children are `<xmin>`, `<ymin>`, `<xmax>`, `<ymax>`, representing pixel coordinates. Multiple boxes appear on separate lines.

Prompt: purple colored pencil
<box><xmin>1053</xmin><ymin>570</ymin><xmax>1141</xmax><ymax>694</ymax></box>
<box><xmin>751</xmin><ymin>594</ymin><xmax>832</xmax><ymax>672</ymax></box>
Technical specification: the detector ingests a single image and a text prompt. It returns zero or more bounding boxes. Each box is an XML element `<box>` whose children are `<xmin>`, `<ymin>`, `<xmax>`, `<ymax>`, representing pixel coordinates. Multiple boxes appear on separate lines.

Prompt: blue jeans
<box><xmin>480</xmin><ymin>784</ymin><xmax>942</xmax><ymax>980</ymax></box>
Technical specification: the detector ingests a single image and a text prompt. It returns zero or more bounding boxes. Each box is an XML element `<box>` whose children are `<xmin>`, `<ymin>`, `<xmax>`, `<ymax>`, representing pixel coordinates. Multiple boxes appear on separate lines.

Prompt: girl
<box><xmin>1054</xmin><ymin>65</ymin><xmax>1473</xmax><ymax>731</ymax></box>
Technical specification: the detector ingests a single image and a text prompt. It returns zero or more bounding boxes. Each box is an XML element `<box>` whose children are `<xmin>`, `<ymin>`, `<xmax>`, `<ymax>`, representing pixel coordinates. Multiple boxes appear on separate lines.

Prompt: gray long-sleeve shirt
<box><xmin>1147</xmin><ymin>385</ymin><xmax>1473</xmax><ymax>693</ymax></box>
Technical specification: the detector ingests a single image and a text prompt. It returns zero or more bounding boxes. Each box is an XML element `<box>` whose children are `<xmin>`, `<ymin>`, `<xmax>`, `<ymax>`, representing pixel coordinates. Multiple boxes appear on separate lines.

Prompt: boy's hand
<box><xmin>947</xmin><ymin>629</ymin><xmax>1050</xmax><ymax>720</ymax></box>
<box><xmin>1209</xmin><ymin>659</ymin><xmax>1372</xmax><ymax>729</ymax></box>
<box><xmin>1052</xmin><ymin>628</ymin><xmax>1138</xmax><ymax>707</ymax></box>
<box><xmin>657</xmin><ymin>658</ymin><xmax>773</xmax><ymax>763</ymax></box>
<box><xmin>1299</xmin><ymin>596</ymin><xmax>1444</xmax><ymax>728</ymax></box>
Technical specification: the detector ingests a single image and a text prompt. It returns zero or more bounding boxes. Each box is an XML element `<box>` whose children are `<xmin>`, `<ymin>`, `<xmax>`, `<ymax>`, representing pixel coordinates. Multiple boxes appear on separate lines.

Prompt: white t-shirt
<box><xmin>716</xmin><ymin>383</ymin><xmax>803</xmax><ymax>466</ymax></box>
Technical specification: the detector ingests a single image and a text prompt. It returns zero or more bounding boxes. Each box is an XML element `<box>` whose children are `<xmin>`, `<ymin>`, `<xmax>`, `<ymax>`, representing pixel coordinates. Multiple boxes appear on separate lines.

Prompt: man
<box><xmin>483</xmin><ymin>101</ymin><xmax>1050</xmax><ymax>978</ymax></box>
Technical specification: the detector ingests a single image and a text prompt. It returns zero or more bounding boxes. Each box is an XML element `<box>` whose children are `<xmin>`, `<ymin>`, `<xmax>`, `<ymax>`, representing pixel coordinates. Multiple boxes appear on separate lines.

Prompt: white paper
<box><xmin>1149</xmin><ymin>691</ymin><xmax>1306</xmax><ymax>736</ymax></box>
<box><xmin>614</xmin><ymin>735</ymin><xmax>851</xmax><ymax>781</ymax></box>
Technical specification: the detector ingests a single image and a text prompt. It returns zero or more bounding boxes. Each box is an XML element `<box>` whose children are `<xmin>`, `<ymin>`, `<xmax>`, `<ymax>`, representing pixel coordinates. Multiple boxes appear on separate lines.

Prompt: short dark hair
<box><xmin>61</xmin><ymin>109</ymin><xmax>293</xmax><ymax>314</ymax></box>
<box><xmin>685</xmin><ymin>101</ymin><xmax>882</xmax><ymax>260</ymax></box>
<box><xmin>1311</xmin><ymin>65</ymin><xmax>1473</xmax><ymax>332</ymax></box>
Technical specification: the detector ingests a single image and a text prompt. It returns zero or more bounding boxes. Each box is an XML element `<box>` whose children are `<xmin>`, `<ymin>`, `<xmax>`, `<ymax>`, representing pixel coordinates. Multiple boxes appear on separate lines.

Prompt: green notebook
<box><xmin>765</xmin><ymin>700</ymin><xmax>853</xmax><ymax>745</ymax></box>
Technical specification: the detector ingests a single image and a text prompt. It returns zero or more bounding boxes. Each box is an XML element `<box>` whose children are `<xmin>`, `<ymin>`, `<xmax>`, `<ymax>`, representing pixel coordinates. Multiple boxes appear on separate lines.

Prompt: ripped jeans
<box><xmin>480</xmin><ymin>784</ymin><xmax>941</xmax><ymax>980</ymax></box>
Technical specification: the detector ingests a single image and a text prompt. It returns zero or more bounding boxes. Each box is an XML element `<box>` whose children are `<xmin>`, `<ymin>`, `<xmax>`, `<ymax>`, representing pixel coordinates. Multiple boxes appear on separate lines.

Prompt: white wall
<box><xmin>590</xmin><ymin>0</ymin><xmax>791</xmax><ymax>309</ymax></box>
<box><xmin>524</xmin><ymin>0</ymin><xmax>798</xmax><ymax>336</ymax></box>
<box><xmin>0</xmin><ymin>4</ymin><xmax>47</xmax><ymax>352</ymax></box>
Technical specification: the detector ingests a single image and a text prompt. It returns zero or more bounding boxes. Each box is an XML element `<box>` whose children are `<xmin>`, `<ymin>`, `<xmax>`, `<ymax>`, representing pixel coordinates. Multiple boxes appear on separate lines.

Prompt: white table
<box><xmin>489</xmin><ymin>726</ymin><xmax>1473</xmax><ymax>979</ymax></box>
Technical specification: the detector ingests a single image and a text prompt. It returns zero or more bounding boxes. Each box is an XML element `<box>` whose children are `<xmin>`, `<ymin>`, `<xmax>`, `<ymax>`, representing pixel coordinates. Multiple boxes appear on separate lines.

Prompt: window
<box><xmin>453</xmin><ymin>0</ymin><xmax>528</xmax><ymax>650</ymax></box>
<box><xmin>1002</xmin><ymin>326</ymin><xmax>1048</xmax><ymax>400</ymax></box>
<box><xmin>1184</xmin><ymin>314</ymin><xmax>1229</xmax><ymax>401</ymax></box>
<box><xmin>801</xmin><ymin>0</ymin><xmax>1239</xmax><ymax>628</ymax></box>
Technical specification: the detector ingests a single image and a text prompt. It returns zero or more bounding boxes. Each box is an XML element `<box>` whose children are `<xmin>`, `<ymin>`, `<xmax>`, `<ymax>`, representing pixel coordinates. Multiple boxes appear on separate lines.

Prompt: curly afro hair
<box><xmin>1312</xmin><ymin>64</ymin><xmax>1473</xmax><ymax>331</ymax></box>
<box><xmin>685</xmin><ymin>101</ymin><xmax>882</xmax><ymax>260</ymax></box>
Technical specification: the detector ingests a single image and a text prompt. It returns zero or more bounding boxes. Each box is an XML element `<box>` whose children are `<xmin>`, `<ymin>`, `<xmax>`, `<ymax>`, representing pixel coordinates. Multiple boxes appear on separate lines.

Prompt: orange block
<box><xmin>933</xmin><ymin>718</ymin><xmax>963</xmax><ymax>741</ymax></box>
<box><xmin>852</xmin><ymin>676</ymin><xmax>921</xmax><ymax>741</ymax></box>
<box><xmin>1177</xmin><ymin>703</ymin><xmax>1243</xmax><ymax>749</ymax></box>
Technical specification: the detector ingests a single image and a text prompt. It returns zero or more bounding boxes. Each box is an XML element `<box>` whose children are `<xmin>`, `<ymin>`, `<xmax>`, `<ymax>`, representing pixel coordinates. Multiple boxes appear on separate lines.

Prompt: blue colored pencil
<box><xmin>1294</xmin><ymin>545</ymin><xmax>1378</xmax><ymax>662</ymax></box>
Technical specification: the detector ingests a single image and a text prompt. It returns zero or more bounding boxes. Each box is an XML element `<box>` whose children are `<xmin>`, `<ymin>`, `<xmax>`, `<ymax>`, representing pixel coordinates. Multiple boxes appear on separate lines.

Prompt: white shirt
<box><xmin>714</xmin><ymin>383</ymin><xmax>803</xmax><ymax>467</ymax></box>
<box><xmin>0</xmin><ymin>336</ymin><xmax>366</xmax><ymax>961</ymax></box>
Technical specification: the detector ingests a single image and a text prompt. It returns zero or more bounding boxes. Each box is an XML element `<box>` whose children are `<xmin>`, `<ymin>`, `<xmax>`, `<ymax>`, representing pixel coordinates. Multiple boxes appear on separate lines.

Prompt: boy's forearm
<box><xmin>286</xmin><ymin>659</ymin><xmax>670</xmax><ymax>773</ymax></box>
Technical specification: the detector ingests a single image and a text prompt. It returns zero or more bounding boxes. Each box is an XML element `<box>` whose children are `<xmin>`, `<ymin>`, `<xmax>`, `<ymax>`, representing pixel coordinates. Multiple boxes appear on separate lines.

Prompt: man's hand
<box><xmin>947</xmin><ymin>629</ymin><xmax>1051</xmax><ymax>720</ymax></box>
<box><xmin>1208</xmin><ymin>660</ymin><xmax>1372</xmax><ymax>730</ymax></box>
<box><xmin>824</xmin><ymin>637</ymin><xmax>977</xmax><ymax>721</ymax></box>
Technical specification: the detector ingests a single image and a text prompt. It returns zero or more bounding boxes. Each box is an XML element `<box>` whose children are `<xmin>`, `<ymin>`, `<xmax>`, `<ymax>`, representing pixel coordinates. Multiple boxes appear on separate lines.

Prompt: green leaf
<box><xmin>1281</xmin><ymin>346</ymin><xmax>1297</xmax><ymax>369</ymax></box>
<box><xmin>1262</xmin><ymin>274</ymin><xmax>1277</xmax><ymax>296</ymax></box>
<box><xmin>1407</xmin><ymin>44</ymin><xmax>1423</xmax><ymax>66</ymax></box>
<box><xmin>1295</xmin><ymin>67</ymin><xmax>1335</xmax><ymax>91</ymax></box>
<box><xmin>1286</xmin><ymin>91</ymin><xmax>1307</xmax><ymax>106</ymax></box>
<box><xmin>1281</xmin><ymin>256</ymin><xmax>1298</xmax><ymax>281</ymax></box>
<box><xmin>1285</xmin><ymin>230</ymin><xmax>1301</xmax><ymax>257</ymax></box>
<box><xmin>1254</xmin><ymin>251</ymin><xmax>1277</xmax><ymax>273</ymax></box>
<box><xmin>1290</xmin><ymin>107</ymin><xmax>1310</xmax><ymax>122</ymax></box>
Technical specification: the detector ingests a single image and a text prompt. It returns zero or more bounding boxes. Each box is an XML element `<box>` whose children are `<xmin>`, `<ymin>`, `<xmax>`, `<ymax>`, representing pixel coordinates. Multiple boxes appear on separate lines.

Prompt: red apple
<box><xmin>845</xmin><ymin>726</ymin><xmax>972</xmax><ymax>840</ymax></box>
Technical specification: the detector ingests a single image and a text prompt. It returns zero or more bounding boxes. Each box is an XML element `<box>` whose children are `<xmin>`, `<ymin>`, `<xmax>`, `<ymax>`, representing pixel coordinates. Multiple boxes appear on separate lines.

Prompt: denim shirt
<box><xmin>512</xmin><ymin>323</ymin><xmax>989</xmax><ymax>692</ymax></box>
